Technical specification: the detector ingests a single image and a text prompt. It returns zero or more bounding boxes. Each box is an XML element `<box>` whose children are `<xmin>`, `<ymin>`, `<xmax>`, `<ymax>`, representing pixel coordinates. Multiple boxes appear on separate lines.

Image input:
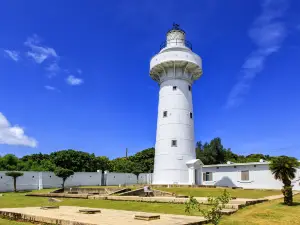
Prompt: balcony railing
<box><xmin>160</xmin><ymin>39</ymin><xmax>192</xmax><ymax>50</ymax></box>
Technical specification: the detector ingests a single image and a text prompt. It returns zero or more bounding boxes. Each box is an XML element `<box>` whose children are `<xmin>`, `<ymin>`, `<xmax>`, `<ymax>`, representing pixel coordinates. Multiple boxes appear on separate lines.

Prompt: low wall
<box><xmin>0</xmin><ymin>171</ymin><xmax>151</xmax><ymax>192</ymax></box>
<box><xmin>105</xmin><ymin>173</ymin><xmax>138</xmax><ymax>186</ymax></box>
<box><xmin>0</xmin><ymin>171</ymin><xmax>102</xmax><ymax>192</ymax></box>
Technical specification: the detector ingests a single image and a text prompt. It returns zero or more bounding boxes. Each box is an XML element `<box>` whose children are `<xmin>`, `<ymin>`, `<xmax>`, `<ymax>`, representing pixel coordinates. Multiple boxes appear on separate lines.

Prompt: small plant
<box><xmin>54</xmin><ymin>168</ymin><xmax>74</xmax><ymax>189</ymax></box>
<box><xmin>185</xmin><ymin>189</ymin><xmax>231</xmax><ymax>225</ymax></box>
<box><xmin>184</xmin><ymin>196</ymin><xmax>199</xmax><ymax>214</ymax></box>
<box><xmin>5</xmin><ymin>171</ymin><xmax>24</xmax><ymax>192</ymax></box>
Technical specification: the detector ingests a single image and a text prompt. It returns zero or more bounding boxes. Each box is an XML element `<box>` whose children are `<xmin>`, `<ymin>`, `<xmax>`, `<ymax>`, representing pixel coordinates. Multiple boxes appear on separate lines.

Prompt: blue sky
<box><xmin>0</xmin><ymin>0</ymin><xmax>300</xmax><ymax>159</ymax></box>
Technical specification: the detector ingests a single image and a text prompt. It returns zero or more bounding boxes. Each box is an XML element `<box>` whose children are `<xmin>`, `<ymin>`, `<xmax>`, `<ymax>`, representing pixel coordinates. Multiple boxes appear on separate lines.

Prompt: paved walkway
<box><xmin>0</xmin><ymin>206</ymin><xmax>208</xmax><ymax>225</ymax></box>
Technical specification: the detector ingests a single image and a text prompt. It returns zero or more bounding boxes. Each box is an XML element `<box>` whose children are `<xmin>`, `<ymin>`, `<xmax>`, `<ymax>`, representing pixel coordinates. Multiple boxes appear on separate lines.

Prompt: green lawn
<box><xmin>79</xmin><ymin>186</ymin><xmax>281</xmax><ymax>199</ymax></box>
<box><xmin>0</xmin><ymin>189</ymin><xmax>299</xmax><ymax>225</ymax></box>
<box><xmin>220</xmin><ymin>194</ymin><xmax>300</xmax><ymax>225</ymax></box>
<box><xmin>154</xmin><ymin>187</ymin><xmax>281</xmax><ymax>199</ymax></box>
<box><xmin>0</xmin><ymin>190</ymin><xmax>209</xmax><ymax>225</ymax></box>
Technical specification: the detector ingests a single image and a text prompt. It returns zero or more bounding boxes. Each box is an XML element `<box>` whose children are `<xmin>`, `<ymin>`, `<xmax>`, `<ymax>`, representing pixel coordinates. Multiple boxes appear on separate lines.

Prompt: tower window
<box><xmin>163</xmin><ymin>111</ymin><xmax>168</xmax><ymax>117</ymax></box>
<box><xmin>173</xmin><ymin>86</ymin><xmax>177</xmax><ymax>91</ymax></box>
<box><xmin>190</xmin><ymin>112</ymin><xmax>193</xmax><ymax>119</ymax></box>
<box><xmin>189</xmin><ymin>85</ymin><xmax>191</xmax><ymax>91</ymax></box>
<box><xmin>171</xmin><ymin>140</ymin><xmax>177</xmax><ymax>147</ymax></box>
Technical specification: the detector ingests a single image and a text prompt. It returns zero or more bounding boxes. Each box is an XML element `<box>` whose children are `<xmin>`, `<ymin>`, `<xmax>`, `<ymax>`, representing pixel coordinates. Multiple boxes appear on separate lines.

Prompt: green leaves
<box><xmin>269</xmin><ymin>156</ymin><xmax>299</xmax><ymax>183</ymax></box>
<box><xmin>184</xmin><ymin>190</ymin><xmax>232</xmax><ymax>225</ymax></box>
<box><xmin>269</xmin><ymin>156</ymin><xmax>300</xmax><ymax>206</ymax></box>
<box><xmin>5</xmin><ymin>171</ymin><xmax>24</xmax><ymax>178</ymax></box>
<box><xmin>54</xmin><ymin>168</ymin><xmax>74</xmax><ymax>180</ymax></box>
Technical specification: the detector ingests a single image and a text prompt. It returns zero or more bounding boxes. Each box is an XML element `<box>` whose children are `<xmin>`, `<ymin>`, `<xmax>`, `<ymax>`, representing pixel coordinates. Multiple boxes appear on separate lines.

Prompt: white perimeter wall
<box><xmin>200</xmin><ymin>165</ymin><xmax>300</xmax><ymax>190</ymax></box>
<box><xmin>0</xmin><ymin>171</ymin><xmax>39</xmax><ymax>192</ymax></box>
<box><xmin>0</xmin><ymin>171</ymin><xmax>102</xmax><ymax>192</ymax></box>
<box><xmin>105</xmin><ymin>172</ymin><xmax>137</xmax><ymax>186</ymax></box>
<box><xmin>138</xmin><ymin>173</ymin><xmax>153</xmax><ymax>184</ymax></box>
<box><xmin>0</xmin><ymin>171</ymin><xmax>148</xmax><ymax>192</ymax></box>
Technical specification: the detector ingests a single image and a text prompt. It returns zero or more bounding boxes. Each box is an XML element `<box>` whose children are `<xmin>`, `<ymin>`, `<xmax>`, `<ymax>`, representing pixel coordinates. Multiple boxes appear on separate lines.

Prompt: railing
<box><xmin>160</xmin><ymin>39</ymin><xmax>192</xmax><ymax>50</ymax></box>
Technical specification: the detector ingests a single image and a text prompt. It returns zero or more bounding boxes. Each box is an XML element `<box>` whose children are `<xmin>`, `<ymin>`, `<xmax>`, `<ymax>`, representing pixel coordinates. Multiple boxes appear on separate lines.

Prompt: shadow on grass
<box><xmin>10</xmin><ymin>191</ymin><xmax>33</xmax><ymax>194</ymax></box>
<box><xmin>279</xmin><ymin>202</ymin><xmax>300</xmax><ymax>206</ymax></box>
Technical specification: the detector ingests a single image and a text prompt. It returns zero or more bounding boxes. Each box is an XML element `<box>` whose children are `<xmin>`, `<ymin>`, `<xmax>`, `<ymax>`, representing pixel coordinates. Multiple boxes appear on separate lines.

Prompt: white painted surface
<box><xmin>199</xmin><ymin>164</ymin><xmax>300</xmax><ymax>190</ymax></box>
<box><xmin>0</xmin><ymin>171</ymin><xmax>39</xmax><ymax>192</ymax></box>
<box><xmin>105</xmin><ymin>172</ymin><xmax>137</xmax><ymax>186</ymax></box>
<box><xmin>150</xmin><ymin>26</ymin><xmax>202</xmax><ymax>185</ymax></box>
<box><xmin>138</xmin><ymin>173</ymin><xmax>153</xmax><ymax>184</ymax></box>
<box><xmin>0</xmin><ymin>171</ymin><xmax>103</xmax><ymax>192</ymax></box>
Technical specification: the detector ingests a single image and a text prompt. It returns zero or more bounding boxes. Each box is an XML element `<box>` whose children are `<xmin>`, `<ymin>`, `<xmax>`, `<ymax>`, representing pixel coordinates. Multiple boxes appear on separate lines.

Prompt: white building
<box><xmin>149</xmin><ymin>24</ymin><xmax>300</xmax><ymax>189</ymax></box>
<box><xmin>150</xmin><ymin>24</ymin><xmax>202</xmax><ymax>185</ymax></box>
<box><xmin>198</xmin><ymin>161</ymin><xmax>300</xmax><ymax>191</ymax></box>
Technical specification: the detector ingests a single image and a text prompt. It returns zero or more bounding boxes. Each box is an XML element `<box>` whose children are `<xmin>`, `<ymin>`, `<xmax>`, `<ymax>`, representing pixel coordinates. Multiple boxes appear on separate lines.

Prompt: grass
<box><xmin>78</xmin><ymin>186</ymin><xmax>281</xmax><ymax>198</ymax></box>
<box><xmin>156</xmin><ymin>187</ymin><xmax>281</xmax><ymax>199</ymax></box>
<box><xmin>0</xmin><ymin>189</ymin><xmax>299</xmax><ymax>225</ymax></box>
<box><xmin>220</xmin><ymin>194</ymin><xmax>300</xmax><ymax>225</ymax></box>
<box><xmin>0</xmin><ymin>190</ymin><xmax>210</xmax><ymax>225</ymax></box>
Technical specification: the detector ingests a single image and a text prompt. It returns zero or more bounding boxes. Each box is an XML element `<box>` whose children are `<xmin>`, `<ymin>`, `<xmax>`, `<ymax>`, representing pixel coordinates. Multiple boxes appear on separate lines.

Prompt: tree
<box><xmin>50</xmin><ymin>150</ymin><xmax>95</xmax><ymax>172</ymax></box>
<box><xmin>269</xmin><ymin>156</ymin><xmax>300</xmax><ymax>206</ymax></box>
<box><xmin>5</xmin><ymin>171</ymin><xmax>24</xmax><ymax>192</ymax></box>
<box><xmin>54</xmin><ymin>168</ymin><xmax>74</xmax><ymax>189</ymax></box>
<box><xmin>93</xmin><ymin>156</ymin><xmax>112</xmax><ymax>172</ymax></box>
<box><xmin>110</xmin><ymin>158</ymin><xmax>136</xmax><ymax>173</ymax></box>
<box><xmin>129</xmin><ymin>148</ymin><xmax>155</xmax><ymax>173</ymax></box>
<box><xmin>196</xmin><ymin>138</ymin><xmax>227</xmax><ymax>165</ymax></box>
<box><xmin>1</xmin><ymin>154</ymin><xmax>19</xmax><ymax>171</ymax></box>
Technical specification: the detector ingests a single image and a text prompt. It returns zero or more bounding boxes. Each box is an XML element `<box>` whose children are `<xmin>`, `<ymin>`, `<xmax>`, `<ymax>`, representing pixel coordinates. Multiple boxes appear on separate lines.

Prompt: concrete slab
<box><xmin>0</xmin><ymin>206</ymin><xmax>208</xmax><ymax>225</ymax></box>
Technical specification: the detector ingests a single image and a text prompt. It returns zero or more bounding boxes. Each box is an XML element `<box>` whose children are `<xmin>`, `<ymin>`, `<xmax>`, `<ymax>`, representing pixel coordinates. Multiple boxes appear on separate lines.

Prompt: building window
<box><xmin>190</xmin><ymin>112</ymin><xmax>193</xmax><ymax>119</ymax></box>
<box><xmin>171</xmin><ymin>140</ymin><xmax>177</xmax><ymax>147</ymax></box>
<box><xmin>234</xmin><ymin>166</ymin><xmax>237</xmax><ymax>168</ymax></box>
<box><xmin>189</xmin><ymin>85</ymin><xmax>191</xmax><ymax>91</ymax></box>
<box><xmin>163</xmin><ymin>111</ymin><xmax>168</xmax><ymax>117</ymax></box>
<box><xmin>173</xmin><ymin>86</ymin><xmax>177</xmax><ymax>91</ymax></box>
<box><xmin>203</xmin><ymin>172</ymin><xmax>213</xmax><ymax>181</ymax></box>
<box><xmin>241</xmin><ymin>170</ymin><xmax>249</xmax><ymax>181</ymax></box>
<box><xmin>216</xmin><ymin>167</ymin><xmax>219</xmax><ymax>169</ymax></box>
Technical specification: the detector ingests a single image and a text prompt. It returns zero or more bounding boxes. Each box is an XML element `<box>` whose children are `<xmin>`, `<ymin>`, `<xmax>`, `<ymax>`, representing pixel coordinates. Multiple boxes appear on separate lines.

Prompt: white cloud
<box><xmin>225</xmin><ymin>0</ymin><xmax>288</xmax><ymax>108</ymax></box>
<box><xmin>45</xmin><ymin>62</ymin><xmax>60</xmax><ymax>78</ymax></box>
<box><xmin>66</xmin><ymin>75</ymin><xmax>83</xmax><ymax>86</ymax></box>
<box><xmin>44</xmin><ymin>85</ymin><xmax>60</xmax><ymax>92</ymax></box>
<box><xmin>3</xmin><ymin>50</ymin><xmax>20</xmax><ymax>61</ymax></box>
<box><xmin>24</xmin><ymin>34</ymin><xmax>58</xmax><ymax>64</ymax></box>
<box><xmin>0</xmin><ymin>112</ymin><xmax>37</xmax><ymax>147</ymax></box>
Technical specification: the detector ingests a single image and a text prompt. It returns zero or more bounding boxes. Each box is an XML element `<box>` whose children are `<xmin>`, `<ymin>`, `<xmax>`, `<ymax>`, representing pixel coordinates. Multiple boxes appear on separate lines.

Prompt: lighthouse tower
<box><xmin>150</xmin><ymin>24</ymin><xmax>203</xmax><ymax>185</ymax></box>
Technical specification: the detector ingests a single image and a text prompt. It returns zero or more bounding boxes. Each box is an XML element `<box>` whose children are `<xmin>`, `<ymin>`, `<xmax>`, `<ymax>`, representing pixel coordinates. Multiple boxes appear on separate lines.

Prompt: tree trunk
<box><xmin>62</xmin><ymin>179</ymin><xmax>65</xmax><ymax>190</ymax></box>
<box><xmin>13</xmin><ymin>177</ymin><xmax>17</xmax><ymax>192</ymax></box>
<box><xmin>282</xmin><ymin>179</ymin><xmax>293</xmax><ymax>206</ymax></box>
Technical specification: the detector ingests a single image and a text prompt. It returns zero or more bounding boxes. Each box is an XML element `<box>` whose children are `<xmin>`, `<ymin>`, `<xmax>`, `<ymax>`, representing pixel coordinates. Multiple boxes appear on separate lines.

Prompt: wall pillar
<box><xmin>38</xmin><ymin>172</ymin><xmax>43</xmax><ymax>190</ymax></box>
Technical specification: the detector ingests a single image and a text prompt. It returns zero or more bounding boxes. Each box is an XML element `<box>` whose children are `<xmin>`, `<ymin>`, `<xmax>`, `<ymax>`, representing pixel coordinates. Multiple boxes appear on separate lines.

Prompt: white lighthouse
<box><xmin>150</xmin><ymin>24</ymin><xmax>203</xmax><ymax>185</ymax></box>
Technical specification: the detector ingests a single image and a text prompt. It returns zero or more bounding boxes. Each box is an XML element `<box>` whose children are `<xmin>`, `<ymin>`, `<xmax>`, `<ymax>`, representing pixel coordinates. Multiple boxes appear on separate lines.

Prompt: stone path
<box><xmin>0</xmin><ymin>206</ymin><xmax>208</xmax><ymax>225</ymax></box>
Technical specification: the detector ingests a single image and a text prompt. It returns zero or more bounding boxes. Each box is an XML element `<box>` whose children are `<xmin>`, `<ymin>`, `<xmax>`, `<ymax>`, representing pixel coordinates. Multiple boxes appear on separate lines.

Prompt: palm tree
<box><xmin>269</xmin><ymin>156</ymin><xmax>300</xmax><ymax>206</ymax></box>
